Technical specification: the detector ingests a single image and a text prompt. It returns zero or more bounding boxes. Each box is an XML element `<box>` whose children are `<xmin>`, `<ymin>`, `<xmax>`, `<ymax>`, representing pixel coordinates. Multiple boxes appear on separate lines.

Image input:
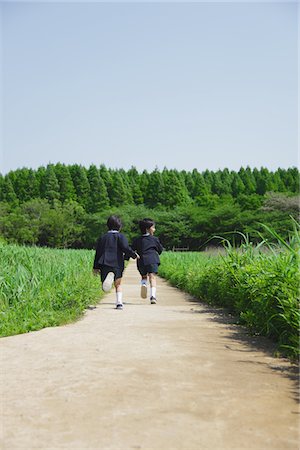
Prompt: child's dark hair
<box><xmin>139</xmin><ymin>218</ymin><xmax>155</xmax><ymax>234</ymax></box>
<box><xmin>107</xmin><ymin>215</ymin><xmax>122</xmax><ymax>231</ymax></box>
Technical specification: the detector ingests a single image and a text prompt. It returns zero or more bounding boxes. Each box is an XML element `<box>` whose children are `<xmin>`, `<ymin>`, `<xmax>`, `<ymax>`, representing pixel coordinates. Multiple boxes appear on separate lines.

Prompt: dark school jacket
<box><xmin>93</xmin><ymin>231</ymin><xmax>137</xmax><ymax>270</ymax></box>
<box><xmin>131</xmin><ymin>235</ymin><xmax>163</xmax><ymax>266</ymax></box>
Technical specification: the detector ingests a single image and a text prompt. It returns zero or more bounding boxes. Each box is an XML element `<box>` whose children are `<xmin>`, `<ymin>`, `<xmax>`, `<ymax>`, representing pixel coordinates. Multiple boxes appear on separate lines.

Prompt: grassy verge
<box><xmin>159</xmin><ymin>227</ymin><xmax>299</xmax><ymax>359</ymax></box>
<box><xmin>0</xmin><ymin>244</ymin><xmax>102</xmax><ymax>336</ymax></box>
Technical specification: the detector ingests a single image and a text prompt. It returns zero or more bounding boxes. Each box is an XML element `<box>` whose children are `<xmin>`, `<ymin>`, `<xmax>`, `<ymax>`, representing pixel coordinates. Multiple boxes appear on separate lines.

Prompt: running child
<box><xmin>131</xmin><ymin>218</ymin><xmax>163</xmax><ymax>304</ymax></box>
<box><xmin>93</xmin><ymin>215</ymin><xmax>138</xmax><ymax>309</ymax></box>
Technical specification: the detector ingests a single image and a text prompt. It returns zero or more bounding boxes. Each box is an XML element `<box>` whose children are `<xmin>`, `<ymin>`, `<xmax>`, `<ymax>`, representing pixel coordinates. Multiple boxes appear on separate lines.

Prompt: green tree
<box><xmin>145</xmin><ymin>169</ymin><xmax>165</xmax><ymax>208</ymax></box>
<box><xmin>20</xmin><ymin>199</ymin><xmax>51</xmax><ymax>244</ymax></box>
<box><xmin>27</xmin><ymin>169</ymin><xmax>40</xmax><ymax>200</ymax></box>
<box><xmin>284</xmin><ymin>168</ymin><xmax>299</xmax><ymax>193</ymax></box>
<box><xmin>231</xmin><ymin>173</ymin><xmax>245</xmax><ymax>197</ymax></box>
<box><xmin>236</xmin><ymin>193</ymin><xmax>263</xmax><ymax>211</ymax></box>
<box><xmin>183</xmin><ymin>171</ymin><xmax>195</xmax><ymax>198</ymax></box>
<box><xmin>0</xmin><ymin>200</ymin><xmax>44</xmax><ymax>245</ymax></box>
<box><xmin>239</xmin><ymin>167</ymin><xmax>256</xmax><ymax>195</ymax></box>
<box><xmin>1</xmin><ymin>176</ymin><xmax>18</xmax><ymax>204</ymax></box>
<box><xmin>87</xmin><ymin>164</ymin><xmax>110</xmax><ymax>212</ymax></box>
<box><xmin>131</xmin><ymin>182</ymin><xmax>144</xmax><ymax>205</ymax></box>
<box><xmin>202</xmin><ymin>170</ymin><xmax>213</xmax><ymax>193</ymax></box>
<box><xmin>118</xmin><ymin>169</ymin><xmax>134</xmax><ymax>204</ymax></box>
<box><xmin>39</xmin><ymin>200</ymin><xmax>86</xmax><ymax>248</ymax></box>
<box><xmin>271</xmin><ymin>171</ymin><xmax>286</xmax><ymax>192</ymax></box>
<box><xmin>9</xmin><ymin>168</ymin><xmax>29</xmax><ymax>202</ymax></box>
<box><xmin>3</xmin><ymin>168</ymin><xmax>40</xmax><ymax>203</ymax></box>
<box><xmin>162</xmin><ymin>170</ymin><xmax>190</xmax><ymax>208</ymax></box>
<box><xmin>44</xmin><ymin>164</ymin><xmax>60</xmax><ymax>203</ymax></box>
<box><xmin>36</xmin><ymin>166</ymin><xmax>47</xmax><ymax>198</ymax></box>
<box><xmin>108</xmin><ymin>171</ymin><xmax>132</xmax><ymax>207</ymax></box>
<box><xmin>69</xmin><ymin>164</ymin><xmax>90</xmax><ymax>210</ymax></box>
<box><xmin>211</xmin><ymin>172</ymin><xmax>224</xmax><ymax>196</ymax></box>
<box><xmin>254</xmin><ymin>167</ymin><xmax>273</xmax><ymax>195</ymax></box>
<box><xmin>127</xmin><ymin>167</ymin><xmax>144</xmax><ymax>205</ymax></box>
<box><xmin>54</xmin><ymin>163</ymin><xmax>76</xmax><ymax>202</ymax></box>
<box><xmin>139</xmin><ymin>170</ymin><xmax>150</xmax><ymax>203</ymax></box>
<box><xmin>191</xmin><ymin>170</ymin><xmax>208</xmax><ymax>198</ymax></box>
<box><xmin>220</xmin><ymin>168</ymin><xmax>233</xmax><ymax>195</ymax></box>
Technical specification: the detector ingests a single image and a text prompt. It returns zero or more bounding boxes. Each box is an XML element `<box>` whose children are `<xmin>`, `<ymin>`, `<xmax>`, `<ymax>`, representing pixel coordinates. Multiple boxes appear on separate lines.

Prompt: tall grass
<box><xmin>160</xmin><ymin>224</ymin><xmax>300</xmax><ymax>359</ymax></box>
<box><xmin>0</xmin><ymin>244</ymin><xmax>102</xmax><ymax>336</ymax></box>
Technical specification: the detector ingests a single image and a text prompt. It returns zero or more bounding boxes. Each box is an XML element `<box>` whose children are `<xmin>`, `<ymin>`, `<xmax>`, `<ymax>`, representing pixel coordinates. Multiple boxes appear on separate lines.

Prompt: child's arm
<box><xmin>131</xmin><ymin>238</ymin><xmax>137</xmax><ymax>251</ymax></box>
<box><xmin>129</xmin><ymin>238</ymin><xmax>140</xmax><ymax>259</ymax></box>
<box><xmin>119</xmin><ymin>234</ymin><xmax>138</xmax><ymax>259</ymax></box>
<box><xmin>155</xmin><ymin>237</ymin><xmax>164</xmax><ymax>254</ymax></box>
<box><xmin>93</xmin><ymin>237</ymin><xmax>102</xmax><ymax>269</ymax></box>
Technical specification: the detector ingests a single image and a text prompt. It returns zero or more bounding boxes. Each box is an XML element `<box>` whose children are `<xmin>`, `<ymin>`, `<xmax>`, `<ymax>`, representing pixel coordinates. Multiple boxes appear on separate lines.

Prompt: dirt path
<box><xmin>1</xmin><ymin>261</ymin><xmax>299</xmax><ymax>450</ymax></box>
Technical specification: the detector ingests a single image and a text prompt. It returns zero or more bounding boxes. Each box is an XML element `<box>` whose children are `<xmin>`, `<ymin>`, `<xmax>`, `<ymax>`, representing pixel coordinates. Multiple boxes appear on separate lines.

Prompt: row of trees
<box><xmin>0</xmin><ymin>164</ymin><xmax>298</xmax><ymax>211</ymax></box>
<box><xmin>0</xmin><ymin>193</ymin><xmax>298</xmax><ymax>249</ymax></box>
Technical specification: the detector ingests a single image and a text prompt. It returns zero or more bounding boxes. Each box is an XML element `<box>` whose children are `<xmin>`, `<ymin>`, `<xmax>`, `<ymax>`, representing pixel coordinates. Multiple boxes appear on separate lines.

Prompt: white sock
<box><xmin>116</xmin><ymin>292</ymin><xmax>123</xmax><ymax>305</ymax></box>
<box><xmin>150</xmin><ymin>287</ymin><xmax>156</xmax><ymax>298</ymax></box>
<box><xmin>141</xmin><ymin>279</ymin><xmax>147</xmax><ymax>286</ymax></box>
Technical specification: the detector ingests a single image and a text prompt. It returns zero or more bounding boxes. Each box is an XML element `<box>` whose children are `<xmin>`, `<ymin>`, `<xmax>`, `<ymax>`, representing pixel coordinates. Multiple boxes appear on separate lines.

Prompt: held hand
<box><xmin>93</xmin><ymin>269</ymin><xmax>100</xmax><ymax>276</ymax></box>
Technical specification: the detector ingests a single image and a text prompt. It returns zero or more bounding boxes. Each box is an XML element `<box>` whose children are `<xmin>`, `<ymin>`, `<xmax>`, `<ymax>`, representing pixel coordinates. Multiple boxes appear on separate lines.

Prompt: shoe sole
<box><xmin>102</xmin><ymin>272</ymin><xmax>114</xmax><ymax>292</ymax></box>
<box><xmin>141</xmin><ymin>285</ymin><xmax>147</xmax><ymax>299</ymax></box>
<box><xmin>150</xmin><ymin>299</ymin><xmax>157</xmax><ymax>304</ymax></box>
<box><xmin>116</xmin><ymin>304</ymin><xmax>123</xmax><ymax>310</ymax></box>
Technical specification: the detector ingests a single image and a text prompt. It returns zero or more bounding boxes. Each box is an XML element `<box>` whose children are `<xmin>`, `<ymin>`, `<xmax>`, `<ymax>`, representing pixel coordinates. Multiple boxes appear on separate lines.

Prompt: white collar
<box><xmin>142</xmin><ymin>233</ymin><xmax>150</xmax><ymax>236</ymax></box>
<box><xmin>108</xmin><ymin>230</ymin><xmax>119</xmax><ymax>233</ymax></box>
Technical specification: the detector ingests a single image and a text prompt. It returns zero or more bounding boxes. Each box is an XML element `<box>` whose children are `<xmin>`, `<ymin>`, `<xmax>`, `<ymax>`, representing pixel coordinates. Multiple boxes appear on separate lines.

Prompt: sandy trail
<box><xmin>1</xmin><ymin>261</ymin><xmax>299</xmax><ymax>450</ymax></box>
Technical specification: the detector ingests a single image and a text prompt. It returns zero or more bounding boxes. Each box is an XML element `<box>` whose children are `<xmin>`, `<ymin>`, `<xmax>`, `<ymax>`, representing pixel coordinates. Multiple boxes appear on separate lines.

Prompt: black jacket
<box><xmin>131</xmin><ymin>235</ymin><xmax>163</xmax><ymax>266</ymax></box>
<box><xmin>93</xmin><ymin>231</ymin><xmax>137</xmax><ymax>270</ymax></box>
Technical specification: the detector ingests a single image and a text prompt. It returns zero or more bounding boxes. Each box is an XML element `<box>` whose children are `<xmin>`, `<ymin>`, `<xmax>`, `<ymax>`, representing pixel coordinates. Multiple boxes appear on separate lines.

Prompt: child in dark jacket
<box><xmin>93</xmin><ymin>215</ymin><xmax>138</xmax><ymax>309</ymax></box>
<box><xmin>131</xmin><ymin>218</ymin><xmax>163</xmax><ymax>304</ymax></box>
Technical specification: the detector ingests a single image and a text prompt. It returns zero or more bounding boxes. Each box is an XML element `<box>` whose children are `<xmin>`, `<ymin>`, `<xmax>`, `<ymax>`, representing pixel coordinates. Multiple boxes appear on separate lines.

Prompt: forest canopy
<box><xmin>0</xmin><ymin>164</ymin><xmax>298</xmax><ymax>249</ymax></box>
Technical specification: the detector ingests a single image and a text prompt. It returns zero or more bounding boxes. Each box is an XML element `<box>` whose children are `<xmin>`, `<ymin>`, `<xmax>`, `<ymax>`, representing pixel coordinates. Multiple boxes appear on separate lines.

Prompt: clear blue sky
<box><xmin>0</xmin><ymin>1</ymin><xmax>298</xmax><ymax>174</ymax></box>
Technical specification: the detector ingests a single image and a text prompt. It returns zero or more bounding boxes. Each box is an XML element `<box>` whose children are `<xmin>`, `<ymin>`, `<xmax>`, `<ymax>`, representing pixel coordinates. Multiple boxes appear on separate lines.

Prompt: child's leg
<box><xmin>101</xmin><ymin>266</ymin><xmax>115</xmax><ymax>292</ymax></box>
<box><xmin>149</xmin><ymin>273</ymin><xmax>157</xmax><ymax>300</ymax></box>
<box><xmin>140</xmin><ymin>275</ymin><xmax>148</xmax><ymax>299</ymax></box>
<box><xmin>114</xmin><ymin>278</ymin><xmax>123</xmax><ymax>307</ymax></box>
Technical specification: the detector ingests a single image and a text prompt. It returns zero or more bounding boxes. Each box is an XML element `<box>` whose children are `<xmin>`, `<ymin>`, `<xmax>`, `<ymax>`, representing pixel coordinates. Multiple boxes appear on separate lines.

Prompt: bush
<box><xmin>159</xmin><ymin>224</ymin><xmax>300</xmax><ymax>359</ymax></box>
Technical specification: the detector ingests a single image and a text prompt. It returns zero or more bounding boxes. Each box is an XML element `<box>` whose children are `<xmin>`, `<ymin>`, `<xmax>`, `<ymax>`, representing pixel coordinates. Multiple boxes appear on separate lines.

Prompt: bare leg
<box><xmin>114</xmin><ymin>278</ymin><xmax>123</xmax><ymax>306</ymax></box>
<box><xmin>114</xmin><ymin>278</ymin><xmax>122</xmax><ymax>292</ymax></box>
<box><xmin>149</xmin><ymin>273</ymin><xmax>156</xmax><ymax>288</ymax></box>
<box><xmin>149</xmin><ymin>273</ymin><xmax>157</xmax><ymax>302</ymax></box>
<box><xmin>140</xmin><ymin>275</ymin><xmax>148</xmax><ymax>299</ymax></box>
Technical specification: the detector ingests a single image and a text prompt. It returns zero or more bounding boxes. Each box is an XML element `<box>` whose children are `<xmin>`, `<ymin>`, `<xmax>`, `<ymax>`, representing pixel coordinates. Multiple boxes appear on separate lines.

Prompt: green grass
<box><xmin>0</xmin><ymin>244</ymin><xmax>102</xmax><ymax>336</ymax></box>
<box><xmin>159</xmin><ymin>225</ymin><xmax>300</xmax><ymax>359</ymax></box>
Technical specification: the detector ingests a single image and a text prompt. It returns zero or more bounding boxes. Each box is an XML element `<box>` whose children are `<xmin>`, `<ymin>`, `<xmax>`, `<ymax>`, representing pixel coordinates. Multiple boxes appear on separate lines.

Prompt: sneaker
<box><xmin>141</xmin><ymin>284</ymin><xmax>147</xmax><ymax>299</ymax></box>
<box><xmin>116</xmin><ymin>303</ymin><xmax>123</xmax><ymax>310</ymax></box>
<box><xmin>102</xmin><ymin>272</ymin><xmax>114</xmax><ymax>292</ymax></box>
<box><xmin>150</xmin><ymin>296</ymin><xmax>157</xmax><ymax>304</ymax></box>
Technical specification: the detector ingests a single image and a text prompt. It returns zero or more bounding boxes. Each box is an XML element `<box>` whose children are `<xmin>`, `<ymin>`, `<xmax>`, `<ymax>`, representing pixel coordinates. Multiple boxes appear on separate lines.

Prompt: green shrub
<box><xmin>160</xmin><ymin>224</ymin><xmax>299</xmax><ymax>359</ymax></box>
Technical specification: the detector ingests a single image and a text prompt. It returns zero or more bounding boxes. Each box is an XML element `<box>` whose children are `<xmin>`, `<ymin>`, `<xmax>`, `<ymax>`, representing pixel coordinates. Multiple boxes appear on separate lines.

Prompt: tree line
<box><xmin>0</xmin><ymin>164</ymin><xmax>298</xmax><ymax>210</ymax></box>
<box><xmin>0</xmin><ymin>164</ymin><xmax>298</xmax><ymax>249</ymax></box>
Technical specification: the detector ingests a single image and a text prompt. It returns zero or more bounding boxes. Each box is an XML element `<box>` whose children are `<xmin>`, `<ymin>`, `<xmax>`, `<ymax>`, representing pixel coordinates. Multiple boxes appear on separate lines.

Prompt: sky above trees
<box><xmin>1</xmin><ymin>2</ymin><xmax>297</xmax><ymax>174</ymax></box>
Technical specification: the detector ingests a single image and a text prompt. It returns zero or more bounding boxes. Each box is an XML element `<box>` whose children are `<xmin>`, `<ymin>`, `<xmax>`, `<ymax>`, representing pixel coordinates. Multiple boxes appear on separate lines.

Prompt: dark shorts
<box><xmin>138</xmin><ymin>263</ymin><xmax>159</xmax><ymax>276</ymax></box>
<box><xmin>99</xmin><ymin>265</ymin><xmax>123</xmax><ymax>283</ymax></box>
